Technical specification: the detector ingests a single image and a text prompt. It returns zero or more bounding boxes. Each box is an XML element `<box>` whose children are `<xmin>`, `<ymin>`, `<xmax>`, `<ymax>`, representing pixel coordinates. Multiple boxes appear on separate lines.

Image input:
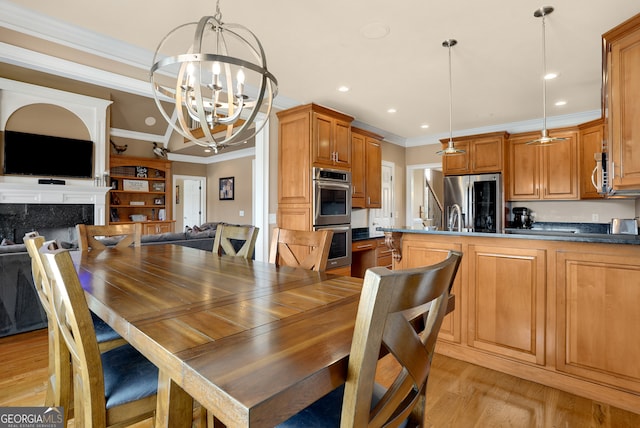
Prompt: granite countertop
<box><xmin>380</xmin><ymin>222</ymin><xmax>640</xmax><ymax>245</ymax></box>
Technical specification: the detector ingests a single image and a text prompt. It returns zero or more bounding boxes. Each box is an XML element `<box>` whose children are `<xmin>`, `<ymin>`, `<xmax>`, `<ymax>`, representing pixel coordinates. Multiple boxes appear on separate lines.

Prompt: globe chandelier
<box><xmin>150</xmin><ymin>0</ymin><xmax>278</xmax><ymax>153</ymax></box>
<box><xmin>437</xmin><ymin>39</ymin><xmax>465</xmax><ymax>155</ymax></box>
<box><xmin>526</xmin><ymin>6</ymin><xmax>566</xmax><ymax>145</ymax></box>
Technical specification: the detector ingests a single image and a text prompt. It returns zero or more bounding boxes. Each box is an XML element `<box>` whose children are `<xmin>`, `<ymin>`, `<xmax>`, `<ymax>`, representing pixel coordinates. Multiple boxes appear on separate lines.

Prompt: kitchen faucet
<box><xmin>448</xmin><ymin>204</ymin><xmax>462</xmax><ymax>232</ymax></box>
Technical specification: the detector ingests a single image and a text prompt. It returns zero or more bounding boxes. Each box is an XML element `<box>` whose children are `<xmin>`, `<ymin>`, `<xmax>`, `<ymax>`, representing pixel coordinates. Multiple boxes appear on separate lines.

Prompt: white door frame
<box><xmin>252</xmin><ymin>118</ymin><xmax>269</xmax><ymax>262</ymax></box>
<box><xmin>173</xmin><ymin>174</ymin><xmax>207</xmax><ymax>232</ymax></box>
<box><xmin>405</xmin><ymin>163</ymin><xmax>441</xmax><ymax>227</ymax></box>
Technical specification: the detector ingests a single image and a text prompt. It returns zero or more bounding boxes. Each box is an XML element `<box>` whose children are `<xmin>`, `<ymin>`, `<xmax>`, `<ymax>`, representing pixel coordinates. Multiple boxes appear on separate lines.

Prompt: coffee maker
<box><xmin>512</xmin><ymin>207</ymin><xmax>532</xmax><ymax>229</ymax></box>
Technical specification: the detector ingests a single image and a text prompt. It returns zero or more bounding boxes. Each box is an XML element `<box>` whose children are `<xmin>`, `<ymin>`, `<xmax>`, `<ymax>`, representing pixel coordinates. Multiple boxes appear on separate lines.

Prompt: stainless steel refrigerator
<box><xmin>443</xmin><ymin>173</ymin><xmax>503</xmax><ymax>233</ymax></box>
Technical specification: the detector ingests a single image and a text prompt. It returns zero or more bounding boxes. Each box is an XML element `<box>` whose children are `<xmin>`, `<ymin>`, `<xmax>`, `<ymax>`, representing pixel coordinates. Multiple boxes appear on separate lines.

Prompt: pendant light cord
<box><xmin>448</xmin><ymin>42</ymin><xmax>453</xmax><ymax>144</ymax></box>
<box><xmin>541</xmin><ymin>12</ymin><xmax>548</xmax><ymax>134</ymax></box>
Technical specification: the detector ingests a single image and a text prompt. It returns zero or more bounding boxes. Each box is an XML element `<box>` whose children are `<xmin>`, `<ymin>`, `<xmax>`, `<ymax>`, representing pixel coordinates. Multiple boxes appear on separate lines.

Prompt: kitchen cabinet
<box><xmin>351</xmin><ymin>237</ymin><xmax>393</xmax><ymax>278</ymax></box>
<box><xmin>507</xmin><ymin>128</ymin><xmax>579</xmax><ymax>201</ymax></box>
<box><xmin>578</xmin><ymin>118</ymin><xmax>606</xmax><ymax>199</ymax></box>
<box><xmin>603</xmin><ymin>13</ymin><xmax>640</xmax><ymax>191</ymax></box>
<box><xmin>351</xmin><ymin>127</ymin><xmax>382</xmax><ymax>208</ymax></box>
<box><xmin>311</xmin><ymin>106</ymin><xmax>352</xmax><ymax>169</ymax></box>
<box><xmin>401</xmin><ymin>238</ymin><xmax>462</xmax><ymax>344</ymax></box>
<box><xmin>108</xmin><ymin>155</ymin><xmax>174</xmax><ymax>233</ymax></box>
<box><xmin>441</xmin><ymin>132</ymin><xmax>508</xmax><ymax>175</ymax></box>
<box><xmin>556</xmin><ymin>250</ymin><xmax>640</xmax><ymax>394</ymax></box>
<box><xmin>467</xmin><ymin>244</ymin><xmax>546</xmax><ymax>365</ymax></box>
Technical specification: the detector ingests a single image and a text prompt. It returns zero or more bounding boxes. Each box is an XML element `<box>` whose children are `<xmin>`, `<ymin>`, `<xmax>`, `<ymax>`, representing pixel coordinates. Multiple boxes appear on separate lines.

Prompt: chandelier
<box><xmin>526</xmin><ymin>6</ymin><xmax>566</xmax><ymax>145</ymax></box>
<box><xmin>150</xmin><ymin>0</ymin><xmax>278</xmax><ymax>153</ymax></box>
<box><xmin>437</xmin><ymin>39</ymin><xmax>465</xmax><ymax>155</ymax></box>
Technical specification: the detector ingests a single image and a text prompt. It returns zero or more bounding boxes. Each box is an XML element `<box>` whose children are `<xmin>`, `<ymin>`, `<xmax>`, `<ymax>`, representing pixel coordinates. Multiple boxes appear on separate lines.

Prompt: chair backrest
<box><xmin>341</xmin><ymin>251</ymin><xmax>462</xmax><ymax>427</ymax></box>
<box><xmin>39</xmin><ymin>241</ymin><xmax>115</xmax><ymax>426</ymax></box>
<box><xmin>268</xmin><ymin>227</ymin><xmax>333</xmax><ymax>271</ymax></box>
<box><xmin>212</xmin><ymin>224</ymin><xmax>259</xmax><ymax>259</ymax></box>
<box><xmin>23</xmin><ymin>232</ymin><xmax>51</xmax><ymax>317</ymax></box>
<box><xmin>76</xmin><ymin>223</ymin><xmax>142</xmax><ymax>251</ymax></box>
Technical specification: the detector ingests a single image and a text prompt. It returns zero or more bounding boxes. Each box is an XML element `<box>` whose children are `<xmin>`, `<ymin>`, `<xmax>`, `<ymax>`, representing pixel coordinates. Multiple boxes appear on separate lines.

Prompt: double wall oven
<box><xmin>312</xmin><ymin>167</ymin><xmax>352</xmax><ymax>269</ymax></box>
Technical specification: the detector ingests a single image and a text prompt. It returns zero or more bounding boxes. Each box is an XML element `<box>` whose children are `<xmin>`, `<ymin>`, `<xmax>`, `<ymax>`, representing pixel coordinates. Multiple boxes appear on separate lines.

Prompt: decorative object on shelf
<box><xmin>152</xmin><ymin>182</ymin><xmax>165</xmax><ymax>192</ymax></box>
<box><xmin>437</xmin><ymin>39</ymin><xmax>465</xmax><ymax>156</ymax></box>
<box><xmin>152</xmin><ymin>142</ymin><xmax>169</xmax><ymax>158</ymax></box>
<box><xmin>219</xmin><ymin>177</ymin><xmax>234</xmax><ymax>200</ymax></box>
<box><xmin>136</xmin><ymin>166</ymin><xmax>148</xmax><ymax>178</ymax></box>
<box><xmin>154</xmin><ymin>198</ymin><xmax>164</xmax><ymax>205</ymax></box>
<box><xmin>129</xmin><ymin>201</ymin><xmax>145</xmax><ymax>206</ymax></box>
<box><xmin>150</xmin><ymin>0</ymin><xmax>278</xmax><ymax>153</ymax></box>
<box><xmin>129</xmin><ymin>214</ymin><xmax>148</xmax><ymax>222</ymax></box>
<box><xmin>123</xmin><ymin>179</ymin><xmax>149</xmax><ymax>192</ymax></box>
<box><xmin>526</xmin><ymin>6</ymin><xmax>567</xmax><ymax>146</ymax></box>
<box><xmin>110</xmin><ymin>193</ymin><xmax>121</xmax><ymax>205</ymax></box>
<box><xmin>110</xmin><ymin>140</ymin><xmax>128</xmax><ymax>154</ymax></box>
<box><xmin>110</xmin><ymin>208</ymin><xmax>120</xmax><ymax>222</ymax></box>
<box><xmin>110</xmin><ymin>179</ymin><xmax>119</xmax><ymax>190</ymax></box>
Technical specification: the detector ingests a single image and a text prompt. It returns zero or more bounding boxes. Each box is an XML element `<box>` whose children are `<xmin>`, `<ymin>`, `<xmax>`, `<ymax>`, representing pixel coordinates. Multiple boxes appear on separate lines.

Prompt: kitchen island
<box><xmin>381</xmin><ymin>227</ymin><xmax>640</xmax><ymax>414</ymax></box>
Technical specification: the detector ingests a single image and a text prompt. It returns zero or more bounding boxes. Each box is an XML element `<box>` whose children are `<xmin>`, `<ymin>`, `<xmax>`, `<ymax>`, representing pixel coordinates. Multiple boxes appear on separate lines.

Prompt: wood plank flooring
<box><xmin>2</xmin><ymin>328</ymin><xmax>639</xmax><ymax>427</ymax></box>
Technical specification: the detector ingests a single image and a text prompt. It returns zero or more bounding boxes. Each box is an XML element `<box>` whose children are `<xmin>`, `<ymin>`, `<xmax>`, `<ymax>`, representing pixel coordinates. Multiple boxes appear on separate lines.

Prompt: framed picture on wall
<box><xmin>219</xmin><ymin>177</ymin><xmax>234</xmax><ymax>200</ymax></box>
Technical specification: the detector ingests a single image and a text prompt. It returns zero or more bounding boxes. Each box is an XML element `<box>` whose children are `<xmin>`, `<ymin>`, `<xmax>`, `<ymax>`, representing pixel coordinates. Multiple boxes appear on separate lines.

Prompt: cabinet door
<box><xmin>333</xmin><ymin>119</ymin><xmax>351</xmax><ymax>168</ymax></box>
<box><xmin>279</xmin><ymin>110</ymin><xmax>312</xmax><ymax>205</ymax></box>
<box><xmin>556</xmin><ymin>250</ymin><xmax>640</xmax><ymax>393</ymax></box>
<box><xmin>351</xmin><ymin>131</ymin><xmax>366</xmax><ymax>208</ymax></box>
<box><xmin>579</xmin><ymin>119</ymin><xmax>606</xmax><ymax>199</ymax></box>
<box><xmin>403</xmin><ymin>240</ymin><xmax>462</xmax><ymax>343</ymax></box>
<box><xmin>467</xmin><ymin>245</ymin><xmax>546</xmax><ymax>364</ymax></box>
<box><xmin>608</xmin><ymin>27</ymin><xmax>640</xmax><ymax>190</ymax></box>
<box><xmin>542</xmin><ymin>129</ymin><xmax>579</xmax><ymax>200</ymax></box>
<box><xmin>508</xmin><ymin>135</ymin><xmax>540</xmax><ymax>200</ymax></box>
<box><xmin>472</xmin><ymin>136</ymin><xmax>503</xmax><ymax>173</ymax></box>
<box><xmin>312</xmin><ymin>112</ymin><xmax>335</xmax><ymax>167</ymax></box>
<box><xmin>365</xmin><ymin>138</ymin><xmax>381</xmax><ymax>208</ymax></box>
<box><xmin>442</xmin><ymin>140</ymin><xmax>470</xmax><ymax>175</ymax></box>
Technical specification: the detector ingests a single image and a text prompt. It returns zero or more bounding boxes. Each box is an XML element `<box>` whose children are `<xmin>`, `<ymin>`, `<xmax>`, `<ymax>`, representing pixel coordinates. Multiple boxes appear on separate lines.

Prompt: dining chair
<box><xmin>269</xmin><ymin>227</ymin><xmax>333</xmax><ymax>271</ymax></box>
<box><xmin>277</xmin><ymin>250</ymin><xmax>462</xmax><ymax>428</ymax></box>
<box><xmin>23</xmin><ymin>233</ymin><xmax>127</xmax><ymax>411</ymax></box>
<box><xmin>76</xmin><ymin>223</ymin><xmax>142</xmax><ymax>251</ymax></box>
<box><xmin>212</xmin><ymin>224</ymin><xmax>259</xmax><ymax>259</ymax></box>
<box><xmin>39</xmin><ymin>240</ymin><xmax>159</xmax><ymax>427</ymax></box>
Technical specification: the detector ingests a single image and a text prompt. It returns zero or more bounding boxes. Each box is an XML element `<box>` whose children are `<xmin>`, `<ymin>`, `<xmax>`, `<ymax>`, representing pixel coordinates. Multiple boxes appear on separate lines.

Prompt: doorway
<box><xmin>405</xmin><ymin>163</ymin><xmax>444</xmax><ymax>229</ymax></box>
<box><xmin>173</xmin><ymin>175</ymin><xmax>206</xmax><ymax>232</ymax></box>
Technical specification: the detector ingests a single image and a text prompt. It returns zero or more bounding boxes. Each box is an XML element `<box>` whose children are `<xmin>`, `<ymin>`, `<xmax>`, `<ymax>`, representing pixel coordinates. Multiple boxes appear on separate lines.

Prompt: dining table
<box><xmin>71</xmin><ymin>244</ymin><xmax>365</xmax><ymax>427</ymax></box>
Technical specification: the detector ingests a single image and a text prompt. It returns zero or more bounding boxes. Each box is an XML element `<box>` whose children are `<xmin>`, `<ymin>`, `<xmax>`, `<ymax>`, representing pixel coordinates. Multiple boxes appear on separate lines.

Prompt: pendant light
<box><xmin>437</xmin><ymin>39</ymin><xmax>465</xmax><ymax>155</ymax></box>
<box><xmin>526</xmin><ymin>6</ymin><xmax>566</xmax><ymax>145</ymax></box>
<box><xmin>150</xmin><ymin>0</ymin><xmax>278</xmax><ymax>153</ymax></box>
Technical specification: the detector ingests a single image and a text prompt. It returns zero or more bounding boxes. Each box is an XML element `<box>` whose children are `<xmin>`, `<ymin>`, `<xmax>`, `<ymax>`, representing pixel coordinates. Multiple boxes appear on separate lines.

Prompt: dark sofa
<box><xmin>0</xmin><ymin>222</ymin><xmax>234</xmax><ymax>337</ymax></box>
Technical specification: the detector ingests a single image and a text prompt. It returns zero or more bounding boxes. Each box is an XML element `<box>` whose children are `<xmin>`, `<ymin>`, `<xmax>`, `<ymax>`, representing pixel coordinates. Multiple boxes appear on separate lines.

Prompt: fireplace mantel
<box><xmin>0</xmin><ymin>182</ymin><xmax>111</xmax><ymax>225</ymax></box>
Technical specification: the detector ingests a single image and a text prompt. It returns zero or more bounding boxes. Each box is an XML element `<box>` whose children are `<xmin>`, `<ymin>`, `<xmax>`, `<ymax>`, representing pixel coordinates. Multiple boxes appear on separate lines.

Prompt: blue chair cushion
<box><xmin>277</xmin><ymin>383</ymin><xmax>407</xmax><ymax>428</ymax></box>
<box><xmin>91</xmin><ymin>312</ymin><xmax>122</xmax><ymax>343</ymax></box>
<box><xmin>101</xmin><ymin>344</ymin><xmax>158</xmax><ymax>409</ymax></box>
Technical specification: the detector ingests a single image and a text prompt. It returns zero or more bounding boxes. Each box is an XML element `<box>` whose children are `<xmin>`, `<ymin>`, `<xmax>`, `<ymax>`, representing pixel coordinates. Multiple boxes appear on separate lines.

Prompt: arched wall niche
<box><xmin>5</xmin><ymin>104</ymin><xmax>90</xmax><ymax>140</ymax></box>
<box><xmin>0</xmin><ymin>77</ymin><xmax>112</xmax><ymax>184</ymax></box>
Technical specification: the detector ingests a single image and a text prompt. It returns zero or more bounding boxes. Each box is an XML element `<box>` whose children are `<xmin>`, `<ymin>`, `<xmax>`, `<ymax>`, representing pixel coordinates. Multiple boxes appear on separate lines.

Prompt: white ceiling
<box><xmin>2</xmin><ymin>0</ymin><xmax>640</xmax><ymax>147</ymax></box>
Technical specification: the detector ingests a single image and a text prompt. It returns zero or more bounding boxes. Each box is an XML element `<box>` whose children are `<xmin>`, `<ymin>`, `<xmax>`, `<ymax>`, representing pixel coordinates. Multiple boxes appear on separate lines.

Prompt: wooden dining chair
<box><xmin>277</xmin><ymin>250</ymin><xmax>462</xmax><ymax>428</ymax></box>
<box><xmin>39</xmin><ymin>240</ymin><xmax>159</xmax><ymax>427</ymax></box>
<box><xmin>269</xmin><ymin>227</ymin><xmax>333</xmax><ymax>271</ymax></box>
<box><xmin>76</xmin><ymin>223</ymin><xmax>142</xmax><ymax>251</ymax></box>
<box><xmin>23</xmin><ymin>233</ymin><xmax>126</xmax><ymax>411</ymax></box>
<box><xmin>212</xmin><ymin>224</ymin><xmax>259</xmax><ymax>259</ymax></box>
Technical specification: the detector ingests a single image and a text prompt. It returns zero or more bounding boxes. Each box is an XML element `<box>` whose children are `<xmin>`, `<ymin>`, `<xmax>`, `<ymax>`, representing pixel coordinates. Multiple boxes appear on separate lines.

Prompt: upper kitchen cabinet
<box><xmin>351</xmin><ymin>127</ymin><xmax>382</xmax><ymax>208</ymax></box>
<box><xmin>507</xmin><ymin>128</ymin><xmax>579</xmax><ymax>201</ymax></box>
<box><xmin>310</xmin><ymin>104</ymin><xmax>353</xmax><ymax>169</ymax></box>
<box><xmin>603</xmin><ymin>13</ymin><xmax>640</xmax><ymax>191</ymax></box>
<box><xmin>578</xmin><ymin>118</ymin><xmax>606</xmax><ymax>199</ymax></box>
<box><xmin>440</xmin><ymin>132</ymin><xmax>508</xmax><ymax>175</ymax></box>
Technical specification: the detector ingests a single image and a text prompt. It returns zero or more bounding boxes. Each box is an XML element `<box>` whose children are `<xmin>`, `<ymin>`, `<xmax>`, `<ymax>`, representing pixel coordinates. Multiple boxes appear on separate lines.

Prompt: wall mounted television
<box><xmin>2</xmin><ymin>130</ymin><xmax>94</xmax><ymax>179</ymax></box>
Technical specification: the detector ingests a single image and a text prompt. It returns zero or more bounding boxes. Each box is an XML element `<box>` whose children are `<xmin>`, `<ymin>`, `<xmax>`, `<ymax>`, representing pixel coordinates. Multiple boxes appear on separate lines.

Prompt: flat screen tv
<box><xmin>3</xmin><ymin>130</ymin><xmax>94</xmax><ymax>179</ymax></box>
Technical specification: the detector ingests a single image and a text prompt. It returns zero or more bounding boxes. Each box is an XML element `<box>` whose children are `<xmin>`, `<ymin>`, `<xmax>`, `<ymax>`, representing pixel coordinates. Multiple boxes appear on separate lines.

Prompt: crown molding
<box><xmin>168</xmin><ymin>147</ymin><xmax>256</xmax><ymax>164</ymax></box>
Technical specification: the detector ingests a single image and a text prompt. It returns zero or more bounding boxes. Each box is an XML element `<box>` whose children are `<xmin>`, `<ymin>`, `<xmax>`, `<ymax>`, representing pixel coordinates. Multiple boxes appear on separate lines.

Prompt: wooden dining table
<box><xmin>71</xmin><ymin>244</ymin><xmax>365</xmax><ymax>427</ymax></box>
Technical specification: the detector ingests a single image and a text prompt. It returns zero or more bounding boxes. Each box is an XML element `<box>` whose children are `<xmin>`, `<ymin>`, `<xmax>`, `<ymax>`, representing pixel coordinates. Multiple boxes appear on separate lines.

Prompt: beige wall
<box><xmin>206</xmin><ymin>156</ymin><xmax>254</xmax><ymax>225</ymax></box>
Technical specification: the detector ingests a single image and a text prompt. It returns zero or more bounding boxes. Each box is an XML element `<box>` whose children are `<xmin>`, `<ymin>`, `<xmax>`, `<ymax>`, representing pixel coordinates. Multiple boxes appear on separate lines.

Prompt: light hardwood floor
<box><xmin>2</xmin><ymin>328</ymin><xmax>639</xmax><ymax>427</ymax></box>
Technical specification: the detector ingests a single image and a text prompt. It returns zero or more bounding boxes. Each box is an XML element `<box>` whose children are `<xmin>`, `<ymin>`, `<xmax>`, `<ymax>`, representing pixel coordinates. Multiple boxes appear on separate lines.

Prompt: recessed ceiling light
<box><xmin>144</xmin><ymin>116</ymin><xmax>157</xmax><ymax>126</ymax></box>
<box><xmin>204</xmin><ymin>148</ymin><xmax>212</xmax><ymax>153</ymax></box>
<box><xmin>420</xmin><ymin>124</ymin><xmax>429</xmax><ymax>129</ymax></box>
<box><xmin>360</xmin><ymin>22</ymin><xmax>390</xmax><ymax>39</ymax></box>
<box><xmin>544</xmin><ymin>72</ymin><xmax>558</xmax><ymax>80</ymax></box>
<box><xmin>338</xmin><ymin>86</ymin><xmax>350</xmax><ymax>92</ymax></box>
<box><xmin>387</xmin><ymin>108</ymin><xmax>397</xmax><ymax>114</ymax></box>
<box><xmin>555</xmin><ymin>100</ymin><xmax>567</xmax><ymax>106</ymax></box>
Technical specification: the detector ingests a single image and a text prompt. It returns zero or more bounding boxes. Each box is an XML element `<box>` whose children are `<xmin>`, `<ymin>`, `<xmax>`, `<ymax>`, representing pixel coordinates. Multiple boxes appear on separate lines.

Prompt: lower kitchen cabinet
<box><xmin>467</xmin><ymin>245</ymin><xmax>546</xmax><ymax>365</ymax></box>
<box><xmin>401</xmin><ymin>237</ymin><xmax>463</xmax><ymax>344</ymax></box>
<box><xmin>556</xmin><ymin>250</ymin><xmax>640</xmax><ymax>393</ymax></box>
<box><xmin>142</xmin><ymin>221</ymin><xmax>174</xmax><ymax>235</ymax></box>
